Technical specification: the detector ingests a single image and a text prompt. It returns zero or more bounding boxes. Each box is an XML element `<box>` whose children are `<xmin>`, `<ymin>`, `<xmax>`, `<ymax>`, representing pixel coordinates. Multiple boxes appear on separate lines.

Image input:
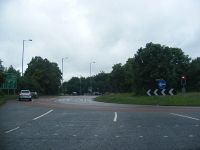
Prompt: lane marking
<box><xmin>170</xmin><ymin>113</ymin><xmax>199</xmax><ymax>121</ymax></box>
<box><xmin>163</xmin><ymin>135</ymin><xmax>168</xmax><ymax>138</ymax></box>
<box><xmin>113</xmin><ymin>112</ymin><xmax>117</xmax><ymax>122</ymax></box>
<box><xmin>33</xmin><ymin>109</ymin><xmax>53</xmax><ymax>120</ymax></box>
<box><xmin>5</xmin><ymin>127</ymin><xmax>20</xmax><ymax>134</ymax></box>
<box><xmin>189</xmin><ymin>134</ymin><xmax>194</xmax><ymax>138</ymax></box>
<box><xmin>139</xmin><ymin>136</ymin><xmax>143</xmax><ymax>138</ymax></box>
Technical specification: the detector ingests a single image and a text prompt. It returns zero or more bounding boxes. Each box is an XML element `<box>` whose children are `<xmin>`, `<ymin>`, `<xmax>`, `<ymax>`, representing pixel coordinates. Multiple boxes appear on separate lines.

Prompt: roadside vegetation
<box><xmin>1</xmin><ymin>42</ymin><xmax>200</xmax><ymax>102</ymax></box>
<box><xmin>0</xmin><ymin>95</ymin><xmax>18</xmax><ymax>106</ymax></box>
<box><xmin>95</xmin><ymin>92</ymin><xmax>200</xmax><ymax>106</ymax></box>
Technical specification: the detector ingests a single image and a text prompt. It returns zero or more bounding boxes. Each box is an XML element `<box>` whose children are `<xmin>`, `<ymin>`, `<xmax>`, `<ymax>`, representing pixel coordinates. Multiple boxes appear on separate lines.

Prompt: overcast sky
<box><xmin>0</xmin><ymin>0</ymin><xmax>200</xmax><ymax>81</ymax></box>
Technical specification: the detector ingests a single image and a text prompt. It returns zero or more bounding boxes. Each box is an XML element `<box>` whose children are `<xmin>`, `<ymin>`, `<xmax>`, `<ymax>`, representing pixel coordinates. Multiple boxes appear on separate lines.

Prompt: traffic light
<box><xmin>181</xmin><ymin>76</ymin><xmax>186</xmax><ymax>86</ymax></box>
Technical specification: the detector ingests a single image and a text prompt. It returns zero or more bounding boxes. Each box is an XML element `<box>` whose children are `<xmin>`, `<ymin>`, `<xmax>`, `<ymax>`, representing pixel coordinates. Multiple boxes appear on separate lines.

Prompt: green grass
<box><xmin>95</xmin><ymin>92</ymin><xmax>200</xmax><ymax>106</ymax></box>
<box><xmin>0</xmin><ymin>95</ymin><xmax>18</xmax><ymax>106</ymax></box>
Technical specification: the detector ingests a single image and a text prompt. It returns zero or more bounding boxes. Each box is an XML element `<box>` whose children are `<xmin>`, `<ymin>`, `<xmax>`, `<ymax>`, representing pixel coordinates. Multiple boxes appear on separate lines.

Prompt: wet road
<box><xmin>0</xmin><ymin>96</ymin><xmax>200</xmax><ymax>150</ymax></box>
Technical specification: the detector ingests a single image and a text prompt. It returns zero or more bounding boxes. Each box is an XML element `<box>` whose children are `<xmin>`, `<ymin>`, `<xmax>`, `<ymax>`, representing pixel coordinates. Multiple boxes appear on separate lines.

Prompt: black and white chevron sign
<box><xmin>146</xmin><ymin>88</ymin><xmax>176</xmax><ymax>96</ymax></box>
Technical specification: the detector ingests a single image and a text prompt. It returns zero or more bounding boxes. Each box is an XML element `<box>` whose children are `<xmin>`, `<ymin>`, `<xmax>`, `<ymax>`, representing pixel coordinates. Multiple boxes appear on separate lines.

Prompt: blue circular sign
<box><xmin>158</xmin><ymin>79</ymin><xmax>166</xmax><ymax>89</ymax></box>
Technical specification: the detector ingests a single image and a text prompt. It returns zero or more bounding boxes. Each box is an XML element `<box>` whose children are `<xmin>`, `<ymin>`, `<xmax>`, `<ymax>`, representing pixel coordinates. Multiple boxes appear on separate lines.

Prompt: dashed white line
<box><xmin>113</xmin><ymin>112</ymin><xmax>117</xmax><ymax>122</ymax></box>
<box><xmin>189</xmin><ymin>134</ymin><xmax>194</xmax><ymax>138</ymax></box>
<box><xmin>32</xmin><ymin>109</ymin><xmax>53</xmax><ymax>120</ymax></box>
<box><xmin>5</xmin><ymin>126</ymin><xmax>20</xmax><ymax>134</ymax></box>
<box><xmin>170</xmin><ymin>113</ymin><xmax>199</xmax><ymax>121</ymax></box>
<box><xmin>163</xmin><ymin>136</ymin><xmax>168</xmax><ymax>138</ymax></box>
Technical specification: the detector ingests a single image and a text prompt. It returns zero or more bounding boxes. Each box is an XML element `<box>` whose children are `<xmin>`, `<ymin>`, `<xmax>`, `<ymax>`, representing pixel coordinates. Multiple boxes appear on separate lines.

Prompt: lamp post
<box><xmin>0</xmin><ymin>59</ymin><xmax>4</xmax><ymax>72</ymax></box>
<box><xmin>89</xmin><ymin>61</ymin><xmax>95</xmax><ymax>94</ymax></box>
<box><xmin>79</xmin><ymin>75</ymin><xmax>82</xmax><ymax>95</ymax></box>
<box><xmin>22</xmin><ymin>39</ymin><xmax>32</xmax><ymax>76</ymax></box>
<box><xmin>61</xmin><ymin>57</ymin><xmax>68</xmax><ymax>83</ymax></box>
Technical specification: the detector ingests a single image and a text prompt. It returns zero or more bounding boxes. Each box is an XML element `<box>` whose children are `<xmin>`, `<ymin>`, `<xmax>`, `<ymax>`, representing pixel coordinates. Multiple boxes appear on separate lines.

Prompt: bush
<box><xmin>0</xmin><ymin>90</ymin><xmax>4</xmax><ymax>97</ymax></box>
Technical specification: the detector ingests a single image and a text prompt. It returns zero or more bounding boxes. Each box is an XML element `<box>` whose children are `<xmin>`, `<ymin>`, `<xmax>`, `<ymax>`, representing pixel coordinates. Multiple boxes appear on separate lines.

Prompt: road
<box><xmin>0</xmin><ymin>96</ymin><xmax>200</xmax><ymax>150</ymax></box>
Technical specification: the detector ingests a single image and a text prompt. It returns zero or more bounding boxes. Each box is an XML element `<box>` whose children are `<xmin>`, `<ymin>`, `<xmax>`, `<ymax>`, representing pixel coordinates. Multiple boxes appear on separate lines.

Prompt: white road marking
<box><xmin>189</xmin><ymin>134</ymin><xmax>194</xmax><ymax>138</ymax></box>
<box><xmin>32</xmin><ymin>109</ymin><xmax>53</xmax><ymax>120</ymax></box>
<box><xmin>113</xmin><ymin>112</ymin><xmax>117</xmax><ymax>122</ymax></box>
<box><xmin>163</xmin><ymin>136</ymin><xmax>168</xmax><ymax>138</ymax></box>
<box><xmin>73</xmin><ymin>134</ymin><xmax>77</xmax><ymax>137</ymax></box>
<box><xmin>94</xmin><ymin>134</ymin><xmax>98</xmax><ymax>137</ymax></box>
<box><xmin>170</xmin><ymin>113</ymin><xmax>199</xmax><ymax>121</ymax></box>
<box><xmin>5</xmin><ymin>127</ymin><xmax>20</xmax><ymax>134</ymax></box>
<box><xmin>115</xmin><ymin>135</ymin><xmax>120</xmax><ymax>138</ymax></box>
<box><xmin>139</xmin><ymin>136</ymin><xmax>143</xmax><ymax>138</ymax></box>
<box><xmin>194</xmin><ymin>124</ymin><xmax>199</xmax><ymax>127</ymax></box>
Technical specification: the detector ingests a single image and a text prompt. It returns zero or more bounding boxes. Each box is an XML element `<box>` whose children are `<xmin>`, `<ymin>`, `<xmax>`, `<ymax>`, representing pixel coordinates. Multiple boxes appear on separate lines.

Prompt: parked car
<box><xmin>31</xmin><ymin>91</ymin><xmax>38</xmax><ymax>98</ymax></box>
<box><xmin>19</xmin><ymin>90</ymin><xmax>32</xmax><ymax>101</ymax></box>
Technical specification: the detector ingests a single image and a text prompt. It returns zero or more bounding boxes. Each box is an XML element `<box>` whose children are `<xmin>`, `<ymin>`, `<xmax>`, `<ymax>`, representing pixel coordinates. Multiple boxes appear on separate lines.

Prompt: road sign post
<box><xmin>0</xmin><ymin>73</ymin><xmax>17</xmax><ymax>94</ymax></box>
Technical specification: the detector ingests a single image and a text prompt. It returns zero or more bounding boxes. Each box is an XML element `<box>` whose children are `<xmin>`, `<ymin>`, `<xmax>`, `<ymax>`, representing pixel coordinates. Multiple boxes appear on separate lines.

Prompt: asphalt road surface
<box><xmin>0</xmin><ymin>96</ymin><xmax>200</xmax><ymax>150</ymax></box>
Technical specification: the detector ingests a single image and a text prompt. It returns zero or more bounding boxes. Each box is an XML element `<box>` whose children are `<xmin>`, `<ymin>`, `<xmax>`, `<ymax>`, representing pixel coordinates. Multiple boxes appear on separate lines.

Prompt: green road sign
<box><xmin>0</xmin><ymin>73</ymin><xmax>17</xmax><ymax>89</ymax></box>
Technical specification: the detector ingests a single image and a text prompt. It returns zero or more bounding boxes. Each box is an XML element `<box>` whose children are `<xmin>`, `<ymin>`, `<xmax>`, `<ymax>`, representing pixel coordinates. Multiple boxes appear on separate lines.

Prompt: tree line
<box><xmin>63</xmin><ymin>43</ymin><xmax>200</xmax><ymax>95</ymax></box>
<box><xmin>0</xmin><ymin>42</ymin><xmax>200</xmax><ymax>95</ymax></box>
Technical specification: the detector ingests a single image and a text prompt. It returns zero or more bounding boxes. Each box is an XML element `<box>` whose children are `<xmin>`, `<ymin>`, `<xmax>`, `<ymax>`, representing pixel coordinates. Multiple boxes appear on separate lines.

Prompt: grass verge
<box><xmin>95</xmin><ymin>92</ymin><xmax>200</xmax><ymax>106</ymax></box>
<box><xmin>0</xmin><ymin>95</ymin><xmax>18</xmax><ymax>106</ymax></box>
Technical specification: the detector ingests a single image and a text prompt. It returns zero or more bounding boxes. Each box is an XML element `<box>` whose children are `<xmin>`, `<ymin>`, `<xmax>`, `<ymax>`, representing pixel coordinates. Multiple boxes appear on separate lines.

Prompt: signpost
<box><xmin>158</xmin><ymin>79</ymin><xmax>166</xmax><ymax>90</ymax></box>
<box><xmin>0</xmin><ymin>73</ymin><xmax>17</xmax><ymax>95</ymax></box>
<box><xmin>146</xmin><ymin>79</ymin><xmax>176</xmax><ymax>96</ymax></box>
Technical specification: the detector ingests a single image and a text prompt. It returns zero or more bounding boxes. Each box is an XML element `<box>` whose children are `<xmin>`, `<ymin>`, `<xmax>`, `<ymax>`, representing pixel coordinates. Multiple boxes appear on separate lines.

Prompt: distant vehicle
<box><xmin>72</xmin><ymin>92</ymin><xmax>77</xmax><ymax>96</ymax></box>
<box><xmin>31</xmin><ymin>91</ymin><xmax>38</xmax><ymax>98</ymax></box>
<box><xmin>19</xmin><ymin>90</ymin><xmax>32</xmax><ymax>101</ymax></box>
<box><xmin>93</xmin><ymin>92</ymin><xmax>102</xmax><ymax>95</ymax></box>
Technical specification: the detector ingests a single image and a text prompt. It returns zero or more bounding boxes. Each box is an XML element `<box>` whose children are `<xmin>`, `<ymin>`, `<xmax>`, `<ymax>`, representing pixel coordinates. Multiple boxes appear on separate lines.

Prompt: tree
<box><xmin>110</xmin><ymin>63</ymin><xmax>125</xmax><ymax>92</ymax></box>
<box><xmin>187</xmin><ymin>57</ymin><xmax>200</xmax><ymax>91</ymax></box>
<box><xmin>63</xmin><ymin>77</ymin><xmax>80</xmax><ymax>94</ymax></box>
<box><xmin>23</xmin><ymin>56</ymin><xmax>62</xmax><ymax>95</ymax></box>
<box><xmin>133</xmin><ymin>43</ymin><xmax>190</xmax><ymax>94</ymax></box>
<box><xmin>123</xmin><ymin>58</ymin><xmax>135</xmax><ymax>92</ymax></box>
<box><xmin>93</xmin><ymin>71</ymin><xmax>111</xmax><ymax>93</ymax></box>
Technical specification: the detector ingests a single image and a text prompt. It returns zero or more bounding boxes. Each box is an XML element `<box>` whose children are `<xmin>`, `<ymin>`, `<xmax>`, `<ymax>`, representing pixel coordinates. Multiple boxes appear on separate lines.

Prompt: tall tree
<box><xmin>23</xmin><ymin>56</ymin><xmax>62</xmax><ymax>95</ymax></box>
<box><xmin>187</xmin><ymin>57</ymin><xmax>200</xmax><ymax>91</ymax></box>
<box><xmin>110</xmin><ymin>63</ymin><xmax>125</xmax><ymax>92</ymax></box>
<box><xmin>133</xmin><ymin>43</ymin><xmax>190</xmax><ymax>94</ymax></box>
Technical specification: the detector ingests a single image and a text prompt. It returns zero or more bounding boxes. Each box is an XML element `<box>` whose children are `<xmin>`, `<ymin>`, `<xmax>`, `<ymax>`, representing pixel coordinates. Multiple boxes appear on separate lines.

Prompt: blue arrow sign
<box><xmin>158</xmin><ymin>79</ymin><xmax>166</xmax><ymax>90</ymax></box>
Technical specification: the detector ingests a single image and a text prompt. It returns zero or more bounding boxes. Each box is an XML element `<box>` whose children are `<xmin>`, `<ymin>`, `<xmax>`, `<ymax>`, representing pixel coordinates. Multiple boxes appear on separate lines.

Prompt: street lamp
<box><xmin>89</xmin><ymin>61</ymin><xmax>95</xmax><ymax>94</ymax></box>
<box><xmin>61</xmin><ymin>57</ymin><xmax>68</xmax><ymax>83</ymax></box>
<box><xmin>22</xmin><ymin>39</ymin><xmax>32</xmax><ymax>76</ymax></box>
<box><xmin>0</xmin><ymin>59</ymin><xmax>4</xmax><ymax>71</ymax></box>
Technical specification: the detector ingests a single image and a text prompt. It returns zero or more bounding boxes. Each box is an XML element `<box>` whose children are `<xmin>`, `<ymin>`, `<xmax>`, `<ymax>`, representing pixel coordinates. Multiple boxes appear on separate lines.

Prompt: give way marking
<box><xmin>170</xmin><ymin>113</ymin><xmax>199</xmax><ymax>121</ymax></box>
